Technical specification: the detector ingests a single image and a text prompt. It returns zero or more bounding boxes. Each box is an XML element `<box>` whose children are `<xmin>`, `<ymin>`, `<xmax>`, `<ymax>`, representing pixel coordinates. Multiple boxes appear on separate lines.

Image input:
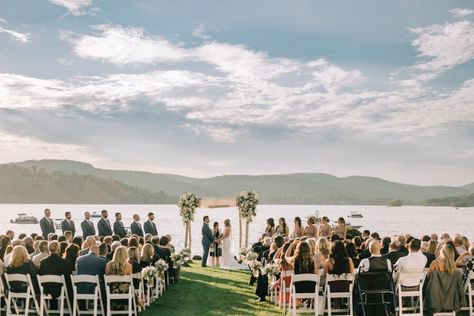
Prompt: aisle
<box><xmin>141</xmin><ymin>265</ymin><xmax>281</xmax><ymax>316</ymax></box>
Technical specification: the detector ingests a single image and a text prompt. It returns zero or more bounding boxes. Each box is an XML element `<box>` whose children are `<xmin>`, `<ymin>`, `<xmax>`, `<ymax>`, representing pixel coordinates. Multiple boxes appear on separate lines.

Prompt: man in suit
<box><xmin>40</xmin><ymin>208</ymin><xmax>56</xmax><ymax>239</ymax></box>
<box><xmin>76</xmin><ymin>245</ymin><xmax>107</xmax><ymax>295</ymax></box>
<box><xmin>113</xmin><ymin>212</ymin><xmax>127</xmax><ymax>238</ymax></box>
<box><xmin>61</xmin><ymin>211</ymin><xmax>76</xmax><ymax>236</ymax></box>
<box><xmin>383</xmin><ymin>239</ymin><xmax>405</xmax><ymax>267</ymax></box>
<box><xmin>81</xmin><ymin>211</ymin><xmax>96</xmax><ymax>239</ymax></box>
<box><xmin>130</xmin><ymin>214</ymin><xmax>144</xmax><ymax>237</ymax></box>
<box><xmin>97</xmin><ymin>210</ymin><xmax>113</xmax><ymax>237</ymax></box>
<box><xmin>38</xmin><ymin>241</ymin><xmax>73</xmax><ymax>308</ymax></box>
<box><xmin>144</xmin><ymin>212</ymin><xmax>158</xmax><ymax>236</ymax></box>
<box><xmin>201</xmin><ymin>216</ymin><xmax>215</xmax><ymax>267</ymax></box>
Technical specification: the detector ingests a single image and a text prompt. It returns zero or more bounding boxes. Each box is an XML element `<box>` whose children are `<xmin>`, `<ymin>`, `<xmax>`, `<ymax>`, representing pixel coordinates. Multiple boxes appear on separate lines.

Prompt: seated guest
<box><xmin>0</xmin><ymin>236</ymin><xmax>11</xmax><ymax>260</ymax></box>
<box><xmin>270</xmin><ymin>242</ymin><xmax>293</xmax><ymax>305</ymax></box>
<box><xmin>105</xmin><ymin>246</ymin><xmax>133</xmax><ymax>305</ymax></box>
<box><xmin>39</xmin><ymin>241</ymin><xmax>73</xmax><ymax>307</ymax></box>
<box><xmin>381</xmin><ymin>237</ymin><xmax>391</xmax><ymax>255</ymax></box>
<box><xmin>59</xmin><ymin>241</ymin><xmax>68</xmax><ymax>257</ymax></box>
<box><xmin>393</xmin><ymin>238</ymin><xmax>426</xmax><ymax>286</ymax></box>
<box><xmin>139</xmin><ymin>243</ymin><xmax>156</xmax><ymax>268</ymax></box>
<box><xmin>79</xmin><ymin>236</ymin><xmax>97</xmax><ymax>256</ymax></box>
<box><xmin>154</xmin><ymin>236</ymin><xmax>171</xmax><ymax>261</ymax></box>
<box><xmin>99</xmin><ymin>242</ymin><xmax>109</xmax><ymax>261</ymax></box>
<box><xmin>107</xmin><ymin>241</ymin><xmax>121</xmax><ymax>261</ymax></box>
<box><xmin>358</xmin><ymin>241</ymin><xmax>392</xmax><ymax>273</ymax></box>
<box><xmin>455</xmin><ymin>243</ymin><xmax>474</xmax><ymax>284</ymax></box>
<box><xmin>33</xmin><ymin>240</ymin><xmax>50</xmax><ymax>268</ymax></box>
<box><xmin>4</xmin><ymin>240</ymin><xmax>22</xmax><ymax>266</ymax></box>
<box><xmin>64</xmin><ymin>243</ymin><xmax>80</xmax><ymax>272</ymax></box>
<box><xmin>383</xmin><ymin>239</ymin><xmax>404</xmax><ymax>268</ymax></box>
<box><xmin>128</xmin><ymin>246</ymin><xmax>142</xmax><ymax>288</ymax></box>
<box><xmin>6</xmin><ymin>245</ymin><xmax>40</xmax><ymax>294</ymax></box>
<box><xmin>293</xmin><ymin>241</ymin><xmax>318</xmax><ymax>293</ymax></box>
<box><xmin>76</xmin><ymin>245</ymin><xmax>107</xmax><ymax>296</ymax></box>
<box><xmin>72</xmin><ymin>236</ymin><xmax>83</xmax><ymax>250</ymax></box>
<box><xmin>453</xmin><ymin>235</ymin><xmax>467</xmax><ymax>256</ymax></box>
<box><xmin>345</xmin><ymin>241</ymin><xmax>360</xmax><ymax>267</ymax></box>
<box><xmin>422</xmin><ymin>240</ymin><xmax>437</xmax><ymax>268</ymax></box>
<box><xmin>314</xmin><ymin>237</ymin><xmax>331</xmax><ymax>270</ymax></box>
<box><xmin>324</xmin><ymin>240</ymin><xmax>355</xmax><ymax>275</ymax></box>
<box><xmin>23</xmin><ymin>237</ymin><xmax>35</xmax><ymax>254</ymax></box>
<box><xmin>30</xmin><ymin>240</ymin><xmax>40</xmax><ymax>258</ymax></box>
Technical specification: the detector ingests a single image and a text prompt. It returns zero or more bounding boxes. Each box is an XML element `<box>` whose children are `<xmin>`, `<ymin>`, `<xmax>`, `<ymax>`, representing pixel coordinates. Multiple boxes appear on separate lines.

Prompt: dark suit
<box><xmin>81</xmin><ymin>219</ymin><xmax>96</xmax><ymax>239</ymax></box>
<box><xmin>61</xmin><ymin>219</ymin><xmax>76</xmax><ymax>236</ymax></box>
<box><xmin>97</xmin><ymin>218</ymin><xmax>112</xmax><ymax>237</ymax></box>
<box><xmin>144</xmin><ymin>220</ymin><xmax>158</xmax><ymax>236</ymax></box>
<box><xmin>113</xmin><ymin>220</ymin><xmax>127</xmax><ymax>238</ymax></box>
<box><xmin>40</xmin><ymin>217</ymin><xmax>56</xmax><ymax>239</ymax></box>
<box><xmin>383</xmin><ymin>250</ymin><xmax>405</xmax><ymax>267</ymax></box>
<box><xmin>130</xmin><ymin>221</ymin><xmax>144</xmax><ymax>237</ymax></box>
<box><xmin>76</xmin><ymin>252</ymin><xmax>107</xmax><ymax>294</ymax></box>
<box><xmin>201</xmin><ymin>223</ymin><xmax>214</xmax><ymax>267</ymax></box>
<box><xmin>38</xmin><ymin>254</ymin><xmax>72</xmax><ymax>301</ymax></box>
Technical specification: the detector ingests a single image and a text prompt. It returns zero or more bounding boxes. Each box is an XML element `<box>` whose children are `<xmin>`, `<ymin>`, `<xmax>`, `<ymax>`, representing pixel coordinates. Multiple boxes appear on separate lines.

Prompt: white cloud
<box><xmin>192</xmin><ymin>24</ymin><xmax>210</xmax><ymax>40</ymax></box>
<box><xmin>449</xmin><ymin>8</ymin><xmax>474</xmax><ymax>18</ymax></box>
<box><xmin>49</xmin><ymin>0</ymin><xmax>95</xmax><ymax>16</ymax></box>
<box><xmin>0</xmin><ymin>26</ymin><xmax>31</xmax><ymax>43</ymax></box>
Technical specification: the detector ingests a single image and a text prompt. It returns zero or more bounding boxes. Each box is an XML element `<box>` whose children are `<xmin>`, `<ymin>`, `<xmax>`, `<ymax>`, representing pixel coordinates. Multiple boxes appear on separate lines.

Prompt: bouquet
<box><xmin>238</xmin><ymin>248</ymin><xmax>250</xmax><ymax>263</ymax></box>
<box><xmin>178</xmin><ymin>192</ymin><xmax>200</xmax><ymax>224</ymax></box>
<box><xmin>237</xmin><ymin>190</ymin><xmax>259</xmax><ymax>222</ymax></box>
<box><xmin>154</xmin><ymin>259</ymin><xmax>169</xmax><ymax>278</ymax></box>
<box><xmin>142</xmin><ymin>266</ymin><xmax>157</xmax><ymax>284</ymax></box>
<box><xmin>260</xmin><ymin>263</ymin><xmax>279</xmax><ymax>276</ymax></box>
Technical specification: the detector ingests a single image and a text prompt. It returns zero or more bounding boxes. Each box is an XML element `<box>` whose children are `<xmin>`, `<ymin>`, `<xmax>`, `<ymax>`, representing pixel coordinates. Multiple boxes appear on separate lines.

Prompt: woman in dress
<box><xmin>218</xmin><ymin>219</ymin><xmax>245</xmax><ymax>269</ymax></box>
<box><xmin>270</xmin><ymin>241</ymin><xmax>293</xmax><ymax>305</ymax></box>
<box><xmin>64</xmin><ymin>243</ymin><xmax>80</xmax><ymax>272</ymax></box>
<box><xmin>265</xmin><ymin>218</ymin><xmax>275</xmax><ymax>237</ymax></box>
<box><xmin>210</xmin><ymin>222</ymin><xmax>222</xmax><ymax>267</ymax></box>
<box><xmin>275</xmin><ymin>217</ymin><xmax>289</xmax><ymax>236</ymax></box>
<box><xmin>6</xmin><ymin>246</ymin><xmax>40</xmax><ymax>294</ymax></box>
<box><xmin>324</xmin><ymin>241</ymin><xmax>354</xmax><ymax>275</ymax></box>
<box><xmin>334</xmin><ymin>217</ymin><xmax>347</xmax><ymax>240</ymax></box>
<box><xmin>105</xmin><ymin>246</ymin><xmax>133</xmax><ymax>309</ymax></box>
<box><xmin>292</xmin><ymin>217</ymin><xmax>304</xmax><ymax>238</ymax></box>
<box><xmin>304</xmin><ymin>216</ymin><xmax>318</xmax><ymax>238</ymax></box>
<box><xmin>314</xmin><ymin>237</ymin><xmax>331</xmax><ymax>270</ymax></box>
<box><xmin>427</xmin><ymin>243</ymin><xmax>457</xmax><ymax>277</ymax></box>
<box><xmin>318</xmin><ymin>216</ymin><xmax>333</xmax><ymax>238</ymax></box>
<box><xmin>456</xmin><ymin>243</ymin><xmax>474</xmax><ymax>284</ymax></box>
<box><xmin>293</xmin><ymin>241</ymin><xmax>318</xmax><ymax>293</ymax></box>
<box><xmin>139</xmin><ymin>243</ymin><xmax>156</xmax><ymax>268</ymax></box>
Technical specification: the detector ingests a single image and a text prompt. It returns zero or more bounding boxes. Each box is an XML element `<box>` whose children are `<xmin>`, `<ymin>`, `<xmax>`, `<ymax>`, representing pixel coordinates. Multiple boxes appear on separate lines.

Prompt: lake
<box><xmin>0</xmin><ymin>204</ymin><xmax>472</xmax><ymax>255</ymax></box>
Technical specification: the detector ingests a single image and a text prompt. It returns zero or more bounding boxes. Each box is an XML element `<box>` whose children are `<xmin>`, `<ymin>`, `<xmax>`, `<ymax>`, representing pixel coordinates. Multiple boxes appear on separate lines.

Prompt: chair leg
<box><xmin>25</xmin><ymin>297</ymin><xmax>30</xmax><ymax>316</ymax></box>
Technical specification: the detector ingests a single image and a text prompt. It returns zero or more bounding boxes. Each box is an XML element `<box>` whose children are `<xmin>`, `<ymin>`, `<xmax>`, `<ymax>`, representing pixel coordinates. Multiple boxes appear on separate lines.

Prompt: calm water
<box><xmin>0</xmin><ymin>204</ymin><xmax>472</xmax><ymax>255</ymax></box>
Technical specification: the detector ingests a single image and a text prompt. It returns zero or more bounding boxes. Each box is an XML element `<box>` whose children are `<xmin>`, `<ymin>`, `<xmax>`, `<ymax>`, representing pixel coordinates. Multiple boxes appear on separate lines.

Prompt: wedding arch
<box><xmin>177</xmin><ymin>191</ymin><xmax>259</xmax><ymax>251</ymax></box>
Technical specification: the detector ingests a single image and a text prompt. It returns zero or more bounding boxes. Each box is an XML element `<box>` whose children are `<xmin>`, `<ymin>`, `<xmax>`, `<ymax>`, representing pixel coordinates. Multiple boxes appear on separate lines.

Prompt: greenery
<box><xmin>142</xmin><ymin>265</ymin><xmax>281</xmax><ymax>316</ymax></box>
<box><xmin>387</xmin><ymin>199</ymin><xmax>402</xmax><ymax>207</ymax></box>
<box><xmin>422</xmin><ymin>193</ymin><xmax>474</xmax><ymax>207</ymax></box>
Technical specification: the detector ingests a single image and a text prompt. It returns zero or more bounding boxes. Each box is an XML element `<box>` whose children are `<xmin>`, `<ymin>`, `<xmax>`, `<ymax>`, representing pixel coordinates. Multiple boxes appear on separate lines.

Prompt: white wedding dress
<box><xmin>220</xmin><ymin>227</ymin><xmax>246</xmax><ymax>270</ymax></box>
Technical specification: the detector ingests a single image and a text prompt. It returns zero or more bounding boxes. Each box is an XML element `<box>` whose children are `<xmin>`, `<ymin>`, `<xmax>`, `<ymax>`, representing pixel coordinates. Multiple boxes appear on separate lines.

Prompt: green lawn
<box><xmin>141</xmin><ymin>264</ymin><xmax>282</xmax><ymax>316</ymax></box>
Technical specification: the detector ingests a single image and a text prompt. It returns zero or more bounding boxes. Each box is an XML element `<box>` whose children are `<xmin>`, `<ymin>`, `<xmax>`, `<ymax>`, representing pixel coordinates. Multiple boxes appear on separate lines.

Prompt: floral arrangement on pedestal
<box><xmin>142</xmin><ymin>266</ymin><xmax>157</xmax><ymax>284</ymax></box>
<box><xmin>237</xmin><ymin>190</ymin><xmax>259</xmax><ymax>248</ymax></box>
<box><xmin>178</xmin><ymin>192</ymin><xmax>200</xmax><ymax>250</ymax></box>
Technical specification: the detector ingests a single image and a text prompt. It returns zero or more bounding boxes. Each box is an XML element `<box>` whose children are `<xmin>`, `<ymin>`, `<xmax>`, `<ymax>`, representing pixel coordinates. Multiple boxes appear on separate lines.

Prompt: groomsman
<box><xmin>97</xmin><ymin>210</ymin><xmax>113</xmax><ymax>237</ymax></box>
<box><xmin>113</xmin><ymin>212</ymin><xmax>127</xmax><ymax>238</ymax></box>
<box><xmin>61</xmin><ymin>211</ymin><xmax>76</xmax><ymax>236</ymax></box>
<box><xmin>81</xmin><ymin>211</ymin><xmax>96</xmax><ymax>239</ymax></box>
<box><xmin>130</xmin><ymin>214</ymin><xmax>144</xmax><ymax>237</ymax></box>
<box><xmin>144</xmin><ymin>212</ymin><xmax>158</xmax><ymax>236</ymax></box>
<box><xmin>40</xmin><ymin>208</ymin><xmax>55</xmax><ymax>239</ymax></box>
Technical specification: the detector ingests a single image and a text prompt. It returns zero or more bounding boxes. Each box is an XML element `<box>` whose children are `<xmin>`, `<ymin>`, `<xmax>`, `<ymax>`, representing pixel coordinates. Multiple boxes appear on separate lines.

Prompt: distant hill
<box><xmin>423</xmin><ymin>193</ymin><xmax>474</xmax><ymax>207</ymax></box>
<box><xmin>7</xmin><ymin>159</ymin><xmax>474</xmax><ymax>205</ymax></box>
<box><xmin>0</xmin><ymin>164</ymin><xmax>177</xmax><ymax>204</ymax></box>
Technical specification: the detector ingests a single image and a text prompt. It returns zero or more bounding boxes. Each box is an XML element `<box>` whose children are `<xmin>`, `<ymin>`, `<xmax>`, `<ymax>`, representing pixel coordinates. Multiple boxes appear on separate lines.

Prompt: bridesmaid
<box><xmin>292</xmin><ymin>217</ymin><xmax>304</xmax><ymax>238</ymax></box>
<box><xmin>334</xmin><ymin>217</ymin><xmax>347</xmax><ymax>239</ymax></box>
<box><xmin>318</xmin><ymin>216</ymin><xmax>333</xmax><ymax>238</ymax></box>
<box><xmin>275</xmin><ymin>217</ymin><xmax>289</xmax><ymax>236</ymax></box>
<box><xmin>210</xmin><ymin>222</ymin><xmax>222</xmax><ymax>267</ymax></box>
<box><xmin>304</xmin><ymin>216</ymin><xmax>318</xmax><ymax>238</ymax></box>
<box><xmin>265</xmin><ymin>218</ymin><xmax>275</xmax><ymax>236</ymax></box>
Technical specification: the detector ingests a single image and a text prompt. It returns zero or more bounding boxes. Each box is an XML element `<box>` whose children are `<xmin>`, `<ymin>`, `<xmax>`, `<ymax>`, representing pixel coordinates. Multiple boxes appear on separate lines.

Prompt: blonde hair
<box><xmin>224</xmin><ymin>219</ymin><xmax>231</xmax><ymax>227</ymax></box>
<box><xmin>109</xmin><ymin>246</ymin><xmax>129</xmax><ymax>275</ymax></box>
<box><xmin>306</xmin><ymin>238</ymin><xmax>316</xmax><ymax>256</ymax></box>
<box><xmin>316</xmin><ymin>237</ymin><xmax>331</xmax><ymax>257</ymax></box>
<box><xmin>441</xmin><ymin>244</ymin><xmax>456</xmax><ymax>275</ymax></box>
<box><xmin>9</xmin><ymin>246</ymin><xmax>29</xmax><ymax>268</ymax></box>
<box><xmin>128</xmin><ymin>246</ymin><xmax>140</xmax><ymax>263</ymax></box>
<box><xmin>141</xmin><ymin>243</ymin><xmax>154</xmax><ymax>262</ymax></box>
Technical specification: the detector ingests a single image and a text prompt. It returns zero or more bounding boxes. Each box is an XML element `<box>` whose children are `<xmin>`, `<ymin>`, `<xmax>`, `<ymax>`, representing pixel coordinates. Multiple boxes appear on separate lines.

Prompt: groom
<box><xmin>201</xmin><ymin>215</ymin><xmax>215</xmax><ymax>267</ymax></box>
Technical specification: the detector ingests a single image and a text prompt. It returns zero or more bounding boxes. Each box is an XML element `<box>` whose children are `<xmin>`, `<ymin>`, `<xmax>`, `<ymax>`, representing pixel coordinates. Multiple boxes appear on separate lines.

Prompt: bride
<box><xmin>217</xmin><ymin>219</ymin><xmax>246</xmax><ymax>269</ymax></box>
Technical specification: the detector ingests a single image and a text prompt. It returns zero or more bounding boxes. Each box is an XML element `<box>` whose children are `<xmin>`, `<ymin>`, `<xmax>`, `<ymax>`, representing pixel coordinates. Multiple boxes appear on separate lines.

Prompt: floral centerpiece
<box><xmin>237</xmin><ymin>190</ymin><xmax>259</xmax><ymax>222</ymax></box>
<box><xmin>178</xmin><ymin>192</ymin><xmax>200</xmax><ymax>223</ymax></box>
<box><xmin>142</xmin><ymin>266</ymin><xmax>157</xmax><ymax>284</ymax></box>
<box><xmin>154</xmin><ymin>259</ymin><xmax>169</xmax><ymax>278</ymax></box>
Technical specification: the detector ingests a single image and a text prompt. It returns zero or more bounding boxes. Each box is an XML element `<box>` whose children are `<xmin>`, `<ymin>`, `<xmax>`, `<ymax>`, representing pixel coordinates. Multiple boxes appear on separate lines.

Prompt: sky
<box><xmin>0</xmin><ymin>0</ymin><xmax>474</xmax><ymax>186</ymax></box>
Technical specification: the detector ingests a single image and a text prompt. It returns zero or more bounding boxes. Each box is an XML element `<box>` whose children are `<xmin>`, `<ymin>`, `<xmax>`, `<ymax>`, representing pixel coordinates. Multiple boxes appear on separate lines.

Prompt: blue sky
<box><xmin>0</xmin><ymin>0</ymin><xmax>473</xmax><ymax>186</ymax></box>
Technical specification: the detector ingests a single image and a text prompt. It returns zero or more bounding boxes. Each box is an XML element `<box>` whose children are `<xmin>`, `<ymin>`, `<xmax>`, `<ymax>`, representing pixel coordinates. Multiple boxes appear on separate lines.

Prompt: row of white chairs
<box><xmin>0</xmin><ymin>272</ymin><xmax>168</xmax><ymax>316</ymax></box>
<box><xmin>269</xmin><ymin>271</ymin><xmax>474</xmax><ymax>316</ymax></box>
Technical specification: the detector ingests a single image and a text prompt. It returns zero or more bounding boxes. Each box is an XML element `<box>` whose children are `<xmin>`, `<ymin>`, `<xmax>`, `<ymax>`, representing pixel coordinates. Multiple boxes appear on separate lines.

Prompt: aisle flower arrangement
<box><xmin>142</xmin><ymin>266</ymin><xmax>157</xmax><ymax>284</ymax></box>
<box><xmin>260</xmin><ymin>263</ymin><xmax>279</xmax><ymax>276</ymax></box>
<box><xmin>154</xmin><ymin>259</ymin><xmax>169</xmax><ymax>278</ymax></box>
<box><xmin>248</xmin><ymin>260</ymin><xmax>262</xmax><ymax>277</ymax></box>
<box><xmin>171</xmin><ymin>252</ymin><xmax>184</xmax><ymax>269</ymax></box>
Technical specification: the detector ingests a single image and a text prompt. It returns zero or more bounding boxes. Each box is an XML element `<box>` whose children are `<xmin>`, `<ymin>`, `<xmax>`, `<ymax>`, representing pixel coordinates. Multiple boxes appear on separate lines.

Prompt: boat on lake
<box><xmin>54</xmin><ymin>219</ymin><xmax>62</xmax><ymax>230</ymax></box>
<box><xmin>348</xmin><ymin>211</ymin><xmax>363</xmax><ymax>218</ymax></box>
<box><xmin>10</xmin><ymin>213</ymin><xmax>39</xmax><ymax>224</ymax></box>
<box><xmin>91</xmin><ymin>211</ymin><xmax>101</xmax><ymax>218</ymax></box>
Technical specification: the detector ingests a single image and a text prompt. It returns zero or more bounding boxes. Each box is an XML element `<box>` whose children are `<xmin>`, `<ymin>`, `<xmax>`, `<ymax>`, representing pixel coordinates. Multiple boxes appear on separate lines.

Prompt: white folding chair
<box><xmin>154</xmin><ymin>276</ymin><xmax>165</xmax><ymax>299</ymax></box>
<box><xmin>396</xmin><ymin>272</ymin><xmax>425</xmax><ymax>316</ymax></box>
<box><xmin>37</xmin><ymin>275</ymin><xmax>72</xmax><ymax>316</ymax></box>
<box><xmin>4</xmin><ymin>273</ymin><xmax>40</xmax><ymax>316</ymax></box>
<box><xmin>432</xmin><ymin>313</ymin><xmax>456</xmax><ymax>316</ymax></box>
<box><xmin>267</xmin><ymin>274</ymin><xmax>277</xmax><ymax>305</ymax></box>
<box><xmin>324</xmin><ymin>273</ymin><xmax>354</xmax><ymax>316</ymax></box>
<box><xmin>461</xmin><ymin>271</ymin><xmax>474</xmax><ymax>316</ymax></box>
<box><xmin>289</xmin><ymin>274</ymin><xmax>320</xmax><ymax>316</ymax></box>
<box><xmin>279</xmin><ymin>270</ymin><xmax>294</xmax><ymax>311</ymax></box>
<box><xmin>0</xmin><ymin>276</ymin><xmax>7</xmax><ymax>313</ymax></box>
<box><xmin>104</xmin><ymin>275</ymin><xmax>137</xmax><ymax>316</ymax></box>
<box><xmin>131</xmin><ymin>273</ymin><xmax>145</xmax><ymax>310</ymax></box>
<box><xmin>71</xmin><ymin>275</ymin><xmax>104</xmax><ymax>316</ymax></box>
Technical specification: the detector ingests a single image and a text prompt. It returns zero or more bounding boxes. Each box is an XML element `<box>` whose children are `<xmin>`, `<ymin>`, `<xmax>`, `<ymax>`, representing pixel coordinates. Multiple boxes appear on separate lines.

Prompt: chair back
<box><xmin>71</xmin><ymin>274</ymin><xmax>100</xmax><ymax>285</ymax></box>
<box><xmin>326</xmin><ymin>273</ymin><xmax>354</xmax><ymax>293</ymax></box>
<box><xmin>291</xmin><ymin>273</ymin><xmax>320</xmax><ymax>294</ymax></box>
<box><xmin>465</xmin><ymin>271</ymin><xmax>474</xmax><ymax>292</ymax></box>
<box><xmin>104</xmin><ymin>275</ymin><xmax>132</xmax><ymax>285</ymax></box>
<box><xmin>38</xmin><ymin>274</ymin><xmax>65</xmax><ymax>285</ymax></box>
<box><xmin>356</xmin><ymin>271</ymin><xmax>394</xmax><ymax>292</ymax></box>
<box><xmin>397</xmin><ymin>272</ymin><xmax>425</xmax><ymax>289</ymax></box>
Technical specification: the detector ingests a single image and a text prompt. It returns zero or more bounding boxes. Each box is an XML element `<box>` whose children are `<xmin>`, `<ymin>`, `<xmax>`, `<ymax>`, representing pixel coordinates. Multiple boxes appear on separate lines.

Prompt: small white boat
<box><xmin>10</xmin><ymin>213</ymin><xmax>39</xmax><ymax>224</ymax></box>
<box><xmin>90</xmin><ymin>212</ymin><xmax>101</xmax><ymax>219</ymax></box>
<box><xmin>348</xmin><ymin>211</ymin><xmax>363</xmax><ymax>218</ymax></box>
<box><xmin>54</xmin><ymin>219</ymin><xmax>62</xmax><ymax>230</ymax></box>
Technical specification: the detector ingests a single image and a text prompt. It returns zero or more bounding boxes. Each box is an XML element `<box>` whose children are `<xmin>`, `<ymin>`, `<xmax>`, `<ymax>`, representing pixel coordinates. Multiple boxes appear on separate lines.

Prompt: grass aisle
<box><xmin>141</xmin><ymin>264</ymin><xmax>282</xmax><ymax>316</ymax></box>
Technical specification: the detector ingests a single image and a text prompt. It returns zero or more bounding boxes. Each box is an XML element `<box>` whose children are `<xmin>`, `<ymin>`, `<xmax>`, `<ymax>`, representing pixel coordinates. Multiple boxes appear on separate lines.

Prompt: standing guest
<box><xmin>130</xmin><ymin>214</ymin><xmax>144</xmax><ymax>237</ymax></box>
<box><xmin>97</xmin><ymin>210</ymin><xmax>113</xmax><ymax>237</ymax></box>
<box><xmin>358</xmin><ymin>241</ymin><xmax>392</xmax><ymax>273</ymax></box>
<box><xmin>334</xmin><ymin>217</ymin><xmax>347</xmax><ymax>240</ymax></box>
<box><xmin>201</xmin><ymin>216</ymin><xmax>214</xmax><ymax>268</ymax></box>
<box><xmin>64</xmin><ymin>243</ymin><xmax>80</xmax><ymax>272</ymax></box>
<box><xmin>304</xmin><ymin>216</ymin><xmax>318</xmax><ymax>238</ymax></box>
<box><xmin>39</xmin><ymin>241</ymin><xmax>73</xmax><ymax>307</ymax></box>
<box><xmin>113</xmin><ymin>212</ymin><xmax>127</xmax><ymax>238</ymax></box>
<box><xmin>394</xmin><ymin>238</ymin><xmax>426</xmax><ymax>285</ymax></box>
<box><xmin>275</xmin><ymin>217</ymin><xmax>289</xmax><ymax>236</ymax></box>
<box><xmin>7</xmin><ymin>246</ymin><xmax>40</xmax><ymax>294</ymax></box>
<box><xmin>383</xmin><ymin>239</ymin><xmax>404</xmax><ymax>267</ymax></box>
<box><xmin>40</xmin><ymin>208</ymin><xmax>56</xmax><ymax>239</ymax></box>
<box><xmin>265</xmin><ymin>218</ymin><xmax>275</xmax><ymax>236</ymax></box>
<box><xmin>318</xmin><ymin>216</ymin><xmax>332</xmax><ymax>238</ymax></box>
<box><xmin>33</xmin><ymin>240</ymin><xmax>50</xmax><ymax>268</ymax></box>
<box><xmin>76</xmin><ymin>245</ymin><xmax>107</xmax><ymax>294</ymax></box>
<box><xmin>292</xmin><ymin>217</ymin><xmax>304</xmax><ymax>238</ymax></box>
<box><xmin>144</xmin><ymin>212</ymin><xmax>158</xmax><ymax>236</ymax></box>
<box><xmin>61</xmin><ymin>211</ymin><xmax>76</xmax><ymax>236</ymax></box>
<box><xmin>324</xmin><ymin>240</ymin><xmax>355</xmax><ymax>275</ymax></box>
<box><xmin>81</xmin><ymin>211</ymin><xmax>96</xmax><ymax>239</ymax></box>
